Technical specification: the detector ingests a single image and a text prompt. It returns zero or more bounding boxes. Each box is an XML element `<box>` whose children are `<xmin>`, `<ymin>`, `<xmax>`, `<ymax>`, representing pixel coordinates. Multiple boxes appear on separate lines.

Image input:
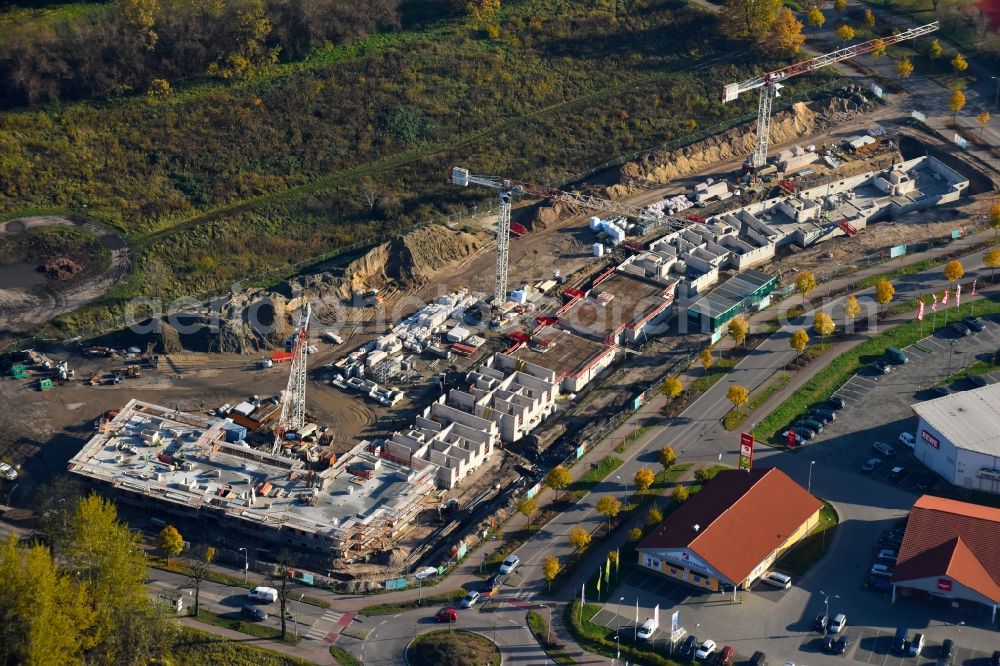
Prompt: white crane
<box><xmin>721</xmin><ymin>22</ymin><xmax>938</xmax><ymax>169</ymax></box>
<box><xmin>448</xmin><ymin>167</ymin><xmax>690</xmax><ymax>307</ymax></box>
<box><xmin>273</xmin><ymin>301</ymin><xmax>310</xmax><ymax>454</ymax></box>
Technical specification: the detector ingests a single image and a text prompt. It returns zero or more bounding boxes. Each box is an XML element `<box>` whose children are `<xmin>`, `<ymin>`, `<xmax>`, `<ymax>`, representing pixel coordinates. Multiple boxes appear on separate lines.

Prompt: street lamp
<box><xmin>539</xmin><ymin>603</ymin><xmax>551</xmax><ymax>643</ymax></box>
<box><xmin>293</xmin><ymin>593</ymin><xmax>304</xmax><ymax>640</ymax></box>
<box><xmin>819</xmin><ymin>590</ymin><xmax>839</xmax><ymax>630</ymax></box>
<box><xmin>808</xmin><ymin>460</ymin><xmax>816</xmax><ymax>495</ymax></box>
<box><xmin>615</xmin><ymin>474</ymin><xmax>629</xmax><ymax>503</ymax></box>
<box><xmin>992</xmin><ymin>76</ymin><xmax>1000</xmax><ymax>108</ymax></box>
<box><xmin>238</xmin><ymin>547</ymin><xmax>248</xmax><ymax>584</ymax></box>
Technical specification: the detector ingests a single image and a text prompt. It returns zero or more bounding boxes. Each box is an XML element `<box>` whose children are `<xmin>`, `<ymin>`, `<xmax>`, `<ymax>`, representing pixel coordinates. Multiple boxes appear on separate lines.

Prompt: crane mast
<box><xmin>721</xmin><ymin>22</ymin><xmax>938</xmax><ymax>168</ymax></box>
<box><xmin>449</xmin><ymin>167</ymin><xmax>689</xmax><ymax>308</ymax></box>
<box><xmin>273</xmin><ymin>301</ymin><xmax>310</xmax><ymax>454</ymax></box>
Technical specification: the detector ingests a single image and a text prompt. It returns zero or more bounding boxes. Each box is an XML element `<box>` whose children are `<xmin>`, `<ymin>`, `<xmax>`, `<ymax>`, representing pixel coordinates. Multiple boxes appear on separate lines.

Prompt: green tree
<box><xmin>518</xmin><ymin>496</ymin><xmax>539</xmax><ymax>529</ymax></box>
<box><xmin>545</xmin><ymin>465</ymin><xmax>572</xmax><ymax>501</ymax></box>
<box><xmin>807</xmin><ymin>7</ymin><xmax>825</xmax><ymax>27</ymax></box>
<box><xmin>67</xmin><ymin>494</ymin><xmax>168</xmax><ymax>665</ymax></box>
<box><xmin>596</xmin><ymin>495</ymin><xmax>622</xmax><ymax>531</ymax></box>
<box><xmin>768</xmin><ymin>8</ymin><xmax>805</xmax><ymax>54</ymax></box>
<box><xmin>836</xmin><ymin>24</ymin><xmax>855</xmax><ymax>43</ymax></box>
<box><xmin>186</xmin><ymin>545</ymin><xmax>216</xmax><ymax>617</ymax></box>
<box><xmin>159</xmin><ymin>524</ymin><xmax>184</xmax><ymax>564</ymax></box>
<box><xmin>543</xmin><ymin>556</ymin><xmax>560</xmax><ymax>590</ymax></box>
<box><xmin>634</xmin><ymin>467</ymin><xmax>655</xmax><ymax>494</ymax></box>
<box><xmin>660</xmin><ymin>376</ymin><xmax>683</xmax><ymax>399</ymax></box>
<box><xmin>727</xmin><ymin>384</ymin><xmax>750</xmax><ymax>416</ymax></box>
<box><xmin>658</xmin><ymin>445</ymin><xmax>677</xmax><ymax>469</ymax></box>
<box><xmin>569</xmin><ymin>526</ymin><xmax>591</xmax><ymax>552</ymax></box>
<box><xmin>795</xmin><ymin>271</ymin><xmax>817</xmax><ymax>302</ymax></box>
<box><xmin>814</xmin><ymin>311</ymin><xmax>835</xmax><ymax>342</ymax></box>
<box><xmin>0</xmin><ymin>536</ymin><xmax>93</xmax><ymax>666</ymax></box>
<box><xmin>721</xmin><ymin>0</ymin><xmax>783</xmax><ymax>41</ymax></box>
<box><xmin>646</xmin><ymin>505</ymin><xmax>664</xmax><ymax>525</ymax></box>
<box><xmin>672</xmin><ymin>485</ymin><xmax>689</xmax><ymax>503</ymax></box>
<box><xmin>727</xmin><ymin>315</ymin><xmax>750</xmax><ymax>348</ymax></box>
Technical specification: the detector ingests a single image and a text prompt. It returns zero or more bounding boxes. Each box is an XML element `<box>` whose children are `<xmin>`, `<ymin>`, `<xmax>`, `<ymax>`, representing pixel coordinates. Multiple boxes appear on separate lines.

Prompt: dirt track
<box><xmin>0</xmin><ymin>216</ymin><xmax>132</xmax><ymax>336</ymax></box>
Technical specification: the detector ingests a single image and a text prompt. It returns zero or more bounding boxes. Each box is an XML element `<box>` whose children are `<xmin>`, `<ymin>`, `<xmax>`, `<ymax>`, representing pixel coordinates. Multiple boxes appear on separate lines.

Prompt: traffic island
<box><xmin>405</xmin><ymin>629</ymin><xmax>500</xmax><ymax>666</ymax></box>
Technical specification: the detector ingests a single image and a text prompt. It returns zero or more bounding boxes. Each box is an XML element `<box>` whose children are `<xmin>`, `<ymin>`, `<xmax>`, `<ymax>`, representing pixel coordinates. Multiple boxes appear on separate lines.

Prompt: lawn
<box><xmin>565</xmin><ymin>456</ymin><xmax>624</xmax><ymax>502</ymax></box>
<box><xmin>189</xmin><ymin>608</ymin><xmax>297</xmax><ymax>644</ymax></box>
<box><xmin>754</xmin><ymin>295</ymin><xmax>1000</xmax><ymax>442</ymax></box>
<box><xmin>526</xmin><ymin>610</ymin><xmax>576</xmax><ymax>665</ymax></box>
<box><xmin>407</xmin><ymin>629</ymin><xmax>499</xmax><ymax>666</ymax></box>
<box><xmin>690</xmin><ymin>357</ymin><xmax>737</xmax><ymax>393</ymax></box>
<box><xmin>359</xmin><ymin>589</ymin><xmax>467</xmax><ymax>616</ymax></box>
<box><xmin>935</xmin><ymin>357</ymin><xmax>1000</xmax><ymax>386</ymax></box>
<box><xmin>168</xmin><ymin>627</ymin><xmax>314</xmax><ymax>666</ymax></box>
<box><xmin>775</xmin><ymin>503</ymin><xmax>839</xmax><ymax>577</ymax></box>
<box><xmin>723</xmin><ymin>373</ymin><xmax>791</xmax><ymax>431</ymax></box>
<box><xmin>148</xmin><ymin>558</ymin><xmax>330</xmax><ymax>608</ymax></box>
<box><xmin>329</xmin><ymin>645</ymin><xmax>363</xmax><ymax>666</ymax></box>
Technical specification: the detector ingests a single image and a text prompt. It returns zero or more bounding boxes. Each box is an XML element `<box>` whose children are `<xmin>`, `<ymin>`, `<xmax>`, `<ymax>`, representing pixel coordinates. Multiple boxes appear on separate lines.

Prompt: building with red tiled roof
<box><xmin>636</xmin><ymin>467</ymin><xmax>823</xmax><ymax>592</ymax></box>
<box><xmin>891</xmin><ymin>495</ymin><xmax>1000</xmax><ymax>621</ymax></box>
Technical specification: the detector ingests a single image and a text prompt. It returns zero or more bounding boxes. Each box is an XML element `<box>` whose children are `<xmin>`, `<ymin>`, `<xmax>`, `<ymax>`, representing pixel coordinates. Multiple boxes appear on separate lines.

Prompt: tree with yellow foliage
<box><xmin>943</xmin><ymin>260</ymin><xmax>965</xmax><ymax>284</ymax></box>
<box><xmin>790</xmin><ymin>328</ymin><xmax>809</xmax><ymax>356</ymax></box>
<box><xmin>984</xmin><ymin>247</ymin><xmax>1000</xmax><ymax>283</ymax></box>
<box><xmin>807</xmin><ymin>7</ymin><xmax>825</xmax><ymax>27</ymax></box>
<box><xmin>845</xmin><ymin>295</ymin><xmax>861</xmax><ymax>326</ymax></box>
<box><xmin>836</xmin><ymin>23</ymin><xmax>855</xmax><ymax>43</ymax></box>
<box><xmin>949</xmin><ymin>89</ymin><xmax>966</xmax><ymax>123</ymax></box>
<box><xmin>834</xmin><ymin>0</ymin><xmax>846</xmax><ymax>13</ymax></box>
<box><xmin>864</xmin><ymin>8</ymin><xmax>875</xmax><ymax>27</ymax></box>
<box><xmin>660</xmin><ymin>376</ymin><xmax>683</xmax><ymax>400</ymax></box>
<box><xmin>896</xmin><ymin>58</ymin><xmax>914</xmax><ymax>80</ymax></box>
<box><xmin>875</xmin><ymin>278</ymin><xmax>895</xmax><ymax>316</ymax></box>
<box><xmin>727</xmin><ymin>384</ymin><xmax>750</xmax><ymax>416</ymax></box>
<box><xmin>768</xmin><ymin>8</ymin><xmax>805</xmax><ymax>54</ymax></box>
<box><xmin>728</xmin><ymin>315</ymin><xmax>750</xmax><ymax>348</ymax></box>
<box><xmin>795</xmin><ymin>271</ymin><xmax>817</xmax><ymax>302</ymax></box>
<box><xmin>978</xmin><ymin>110</ymin><xmax>991</xmax><ymax>138</ymax></box>
<box><xmin>871</xmin><ymin>38</ymin><xmax>886</xmax><ymax>64</ymax></box>
<box><xmin>569</xmin><ymin>526</ymin><xmax>591</xmax><ymax>552</ymax></box>
<box><xmin>634</xmin><ymin>467</ymin><xmax>655</xmax><ymax>494</ymax></box>
<box><xmin>814</xmin><ymin>311</ymin><xmax>836</xmax><ymax>342</ymax></box>
<box><xmin>543</xmin><ymin>556</ymin><xmax>560</xmax><ymax>590</ymax></box>
<box><xmin>700</xmin><ymin>348</ymin><xmax>714</xmax><ymax>372</ymax></box>
<box><xmin>951</xmin><ymin>53</ymin><xmax>968</xmax><ymax>74</ymax></box>
<box><xmin>991</xmin><ymin>201</ymin><xmax>1000</xmax><ymax>241</ymax></box>
<box><xmin>721</xmin><ymin>0</ymin><xmax>783</xmax><ymax>41</ymax></box>
<box><xmin>928</xmin><ymin>38</ymin><xmax>942</xmax><ymax>70</ymax></box>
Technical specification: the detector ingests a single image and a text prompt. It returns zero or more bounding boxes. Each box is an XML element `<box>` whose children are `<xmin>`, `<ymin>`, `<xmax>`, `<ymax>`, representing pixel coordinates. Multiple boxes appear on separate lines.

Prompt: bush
<box><xmin>671</xmin><ymin>485</ymin><xmax>689</xmax><ymax>503</ymax></box>
<box><xmin>694</xmin><ymin>467</ymin><xmax>710</xmax><ymax>483</ymax></box>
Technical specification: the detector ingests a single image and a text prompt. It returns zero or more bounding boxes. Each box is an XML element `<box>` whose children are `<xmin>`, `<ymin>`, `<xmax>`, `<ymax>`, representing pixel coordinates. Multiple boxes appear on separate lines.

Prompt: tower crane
<box><xmin>272</xmin><ymin>301</ymin><xmax>310</xmax><ymax>454</ymax></box>
<box><xmin>449</xmin><ymin>167</ymin><xmax>690</xmax><ymax>308</ymax></box>
<box><xmin>721</xmin><ymin>21</ymin><xmax>938</xmax><ymax>170</ymax></box>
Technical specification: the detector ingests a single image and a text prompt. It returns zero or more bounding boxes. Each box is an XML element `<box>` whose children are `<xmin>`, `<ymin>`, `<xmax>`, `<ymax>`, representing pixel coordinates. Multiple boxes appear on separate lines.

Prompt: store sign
<box><xmin>921</xmin><ymin>429</ymin><xmax>940</xmax><ymax>449</ymax></box>
<box><xmin>937</xmin><ymin>578</ymin><xmax>952</xmax><ymax>592</ymax></box>
<box><xmin>664</xmin><ymin>551</ymin><xmax>712</xmax><ymax>576</ymax></box>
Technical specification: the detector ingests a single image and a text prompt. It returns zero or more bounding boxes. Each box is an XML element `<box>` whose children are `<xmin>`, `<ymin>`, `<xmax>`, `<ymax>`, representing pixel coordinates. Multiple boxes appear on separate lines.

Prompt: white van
<box><xmin>249</xmin><ymin>586</ymin><xmax>278</xmax><ymax>603</ymax></box>
<box><xmin>761</xmin><ymin>571</ymin><xmax>792</xmax><ymax>589</ymax></box>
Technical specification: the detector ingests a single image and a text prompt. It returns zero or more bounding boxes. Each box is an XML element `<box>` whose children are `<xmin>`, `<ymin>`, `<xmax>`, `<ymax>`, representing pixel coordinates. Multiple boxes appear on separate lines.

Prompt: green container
<box><xmin>10</xmin><ymin>364</ymin><xmax>28</xmax><ymax>379</ymax></box>
<box><xmin>39</xmin><ymin>378</ymin><xmax>53</xmax><ymax>391</ymax></box>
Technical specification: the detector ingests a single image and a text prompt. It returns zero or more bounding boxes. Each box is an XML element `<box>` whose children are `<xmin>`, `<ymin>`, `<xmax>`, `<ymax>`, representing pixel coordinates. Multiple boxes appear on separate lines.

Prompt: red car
<box><xmin>435</xmin><ymin>608</ymin><xmax>458</xmax><ymax>623</ymax></box>
<box><xmin>716</xmin><ymin>646</ymin><xmax>735</xmax><ymax>666</ymax></box>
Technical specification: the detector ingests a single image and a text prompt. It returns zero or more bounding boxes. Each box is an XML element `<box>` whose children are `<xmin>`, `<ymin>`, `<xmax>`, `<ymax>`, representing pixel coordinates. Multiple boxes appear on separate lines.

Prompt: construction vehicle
<box><xmin>720</xmin><ymin>22</ymin><xmax>938</xmax><ymax>171</ymax></box>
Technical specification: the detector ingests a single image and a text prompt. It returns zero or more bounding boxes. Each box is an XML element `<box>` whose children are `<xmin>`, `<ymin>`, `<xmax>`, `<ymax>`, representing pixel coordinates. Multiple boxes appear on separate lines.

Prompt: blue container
<box><xmin>224</xmin><ymin>424</ymin><xmax>247</xmax><ymax>443</ymax></box>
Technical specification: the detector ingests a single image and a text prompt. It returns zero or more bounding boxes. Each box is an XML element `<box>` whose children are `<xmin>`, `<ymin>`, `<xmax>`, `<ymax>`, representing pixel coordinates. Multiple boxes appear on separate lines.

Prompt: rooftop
<box><xmin>637</xmin><ymin>467</ymin><xmax>822</xmax><ymax>584</ymax></box>
<box><xmin>558</xmin><ymin>271</ymin><xmax>673</xmax><ymax>343</ymax></box>
<box><xmin>912</xmin><ymin>383</ymin><xmax>1000</xmax><ymax>456</ymax></box>
<box><xmin>893</xmin><ymin>495</ymin><xmax>1000</xmax><ymax>603</ymax></box>
<box><xmin>510</xmin><ymin>326</ymin><xmax>616</xmax><ymax>382</ymax></box>
<box><xmin>687</xmin><ymin>269</ymin><xmax>776</xmax><ymax>318</ymax></box>
<box><xmin>68</xmin><ymin>400</ymin><xmax>435</xmax><ymax>544</ymax></box>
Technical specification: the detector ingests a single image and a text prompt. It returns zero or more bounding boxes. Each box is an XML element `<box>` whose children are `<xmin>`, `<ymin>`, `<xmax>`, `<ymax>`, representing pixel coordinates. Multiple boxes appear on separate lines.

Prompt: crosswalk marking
<box><xmin>304</xmin><ymin>609</ymin><xmax>344</xmax><ymax>641</ymax></box>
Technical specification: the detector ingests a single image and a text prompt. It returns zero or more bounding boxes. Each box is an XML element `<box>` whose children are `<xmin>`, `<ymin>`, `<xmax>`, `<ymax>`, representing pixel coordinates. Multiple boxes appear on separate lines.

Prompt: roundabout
<box><xmin>406</xmin><ymin>629</ymin><xmax>500</xmax><ymax>666</ymax></box>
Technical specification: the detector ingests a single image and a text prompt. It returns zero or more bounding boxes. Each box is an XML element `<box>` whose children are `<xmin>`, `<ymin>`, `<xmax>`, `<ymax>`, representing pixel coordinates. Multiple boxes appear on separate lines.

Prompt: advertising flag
<box><xmin>917</xmin><ymin>300</ymin><xmax>924</xmax><ymax>321</ymax></box>
<box><xmin>943</xmin><ymin>289</ymin><xmax>949</xmax><ymax>307</ymax></box>
<box><xmin>596</xmin><ymin>568</ymin><xmax>601</xmax><ymax>598</ymax></box>
<box><xmin>956</xmin><ymin>284</ymin><xmax>962</xmax><ymax>308</ymax></box>
<box><xmin>972</xmin><ymin>279</ymin><xmax>977</xmax><ymax>296</ymax></box>
<box><xmin>932</xmin><ymin>293</ymin><xmax>938</xmax><ymax>312</ymax></box>
<box><xmin>581</xmin><ymin>582</ymin><xmax>585</xmax><ymax>607</ymax></box>
<box><xmin>605</xmin><ymin>556</ymin><xmax>611</xmax><ymax>586</ymax></box>
<box><xmin>614</xmin><ymin>548</ymin><xmax>620</xmax><ymax>582</ymax></box>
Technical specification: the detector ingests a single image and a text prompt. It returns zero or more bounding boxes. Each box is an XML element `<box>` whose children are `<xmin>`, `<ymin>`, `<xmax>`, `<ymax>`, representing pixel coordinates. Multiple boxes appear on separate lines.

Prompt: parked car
<box><xmin>990</xmin><ymin>650</ymin><xmax>1000</xmax><ymax>666</ymax></box>
<box><xmin>828</xmin><ymin>396</ymin><xmax>847</xmax><ymax>410</ymax></box>
<box><xmin>886</xmin><ymin>347</ymin><xmax>909</xmax><ymax>364</ymax></box>
<box><xmin>248</xmin><ymin>586</ymin><xmax>278</xmax><ymax>603</ymax></box>
<box><xmin>927</xmin><ymin>386</ymin><xmax>950</xmax><ymax>398</ymax></box>
<box><xmin>917</xmin><ymin>473</ymin><xmax>938</xmax><ymax>491</ymax></box>
<box><xmin>873</xmin><ymin>442</ymin><xmax>895</xmax><ymax>457</ymax></box>
<box><xmin>695</xmin><ymin>639</ymin><xmax>717</xmax><ymax>661</ymax></box>
<box><xmin>870</xmin><ymin>563</ymin><xmax>894</xmax><ymax>578</ymax></box>
<box><xmin>241</xmin><ymin>605</ymin><xmax>268</xmax><ymax>621</ymax></box>
<box><xmin>862</xmin><ymin>457</ymin><xmax>883</xmax><ymax>472</ymax></box>
<box><xmin>877</xmin><ymin>548</ymin><xmax>899</xmax><ymax>563</ymax></box>
<box><xmin>761</xmin><ymin>571</ymin><xmax>792</xmax><ymax>589</ymax></box>
<box><xmin>782</xmin><ymin>430</ymin><xmax>805</xmax><ymax>445</ymax></box>
<box><xmin>482</xmin><ymin>573</ymin><xmax>504</xmax><ymax>593</ymax></box>
<box><xmin>872</xmin><ymin>360</ymin><xmax>893</xmax><ymax>375</ymax></box>
<box><xmin>793</xmin><ymin>427</ymin><xmax>815</xmax><ymax>441</ymax></box>
<box><xmin>908</xmin><ymin>633</ymin><xmax>925</xmax><ymax>656</ymax></box>
<box><xmin>898</xmin><ymin>432</ymin><xmax>915</xmax><ymax>450</ymax></box>
<box><xmin>749</xmin><ymin>651</ymin><xmax>767</xmax><ymax>666</ymax></box>
<box><xmin>435</xmin><ymin>608</ymin><xmax>458</xmax><ymax>623</ymax></box>
<box><xmin>811</xmin><ymin>408</ymin><xmax>837</xmax><ymax>422</ymax></box>
<box><xmin>637</xmin><ymin>618</ymin><xmax>657</xmax><ymax>640</ymax></box>
<box><xmin>822</xmin><ymin>636</ymin><xmax>835</xmax><ymax>653</ymax></box>
<box><xmin>888</xmin><ymin>466</ymin><xmax>908</xmax><ymax>483</ymax></box>
<box><xmin>460</xmin><ymin>591</ymin><xmax>481</xmax><ymax>608</ymax></box>
<box><xmin>866</xmin><ymin>575</ymin><xmax>892</xmax><ymax>592</ymax></box>
<box><xmin>833</xmin><ymin>635</ymin><xmax>849</xmax><ymax>655</ymax></box>
<box><xmin>892</xmin><ymin>627</ymin><xmax>909</xmax><ymax>654</ymax></box>
<box><xmin>678</xmin><ymin>635</ymin><xmax>698</xmax><ymax>659</ymax></box>
<box><xmin>800</xmin><ymin>419</ymin><xmax>825</xmax><ymax>434</ymax></box>
<box><xmin>964</xmin><ymin>316</ymin><xmax>985</xmax><ymax>332</ymax></box>
<box><xmin>829</xmin><ymin>613</ymin><xmax>847</xmax><ymax>634</ymax></box>
<box><xmin>950</xmin><ymin>321</ymin><xmax>971</xmax><ymax>337</ymax></box>
<box><xmin>499</xmin><ymin>555</ymin><xmax>520</xmax><ymax>575</ymax></box>
<box><xmin>939</xmin><ymin>638</ymin><xmax>955</xmax><ymax>665</ymax></box>
<box><xmin>813</xmin><ymin>614</ymin><xmax>829</xmax><ymax>633</ymax></box>
<box><xmin>715</xmin><ymin>645</ymin><xmax>735</xmax><ymax>666</ymax></box>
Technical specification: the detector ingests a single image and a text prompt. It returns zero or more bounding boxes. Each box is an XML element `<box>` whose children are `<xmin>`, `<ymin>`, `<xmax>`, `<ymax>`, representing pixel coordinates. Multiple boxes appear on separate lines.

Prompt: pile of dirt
<box><xmin>331</xmin><ymin>223</ymin><xmax>485</xmax><ymax>300</ymax></box>
<box><xmin>610</xmin><ymin>89</ymin><xmax>875</xmax><ymax>196</ymax></box>
<box><xmin>40</xmin><ymin>257</ymin><xmax>83</xmax><ymax>280</ymax></box>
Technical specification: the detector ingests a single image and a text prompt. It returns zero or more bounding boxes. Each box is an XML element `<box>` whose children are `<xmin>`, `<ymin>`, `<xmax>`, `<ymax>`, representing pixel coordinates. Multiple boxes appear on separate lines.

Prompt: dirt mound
<box><xmin>40</xmin><ymin>257</ymin><xmax>83</xmax><ymax>280</ymax></box>
<box><xmin>614</xmin><ymin>90</ymin><xmax>874</xmax><ymax>193</ymax></box>
<box><xmin>335</xmin><ymin>223</ymin><xmax>484</xmax><ymax>299</ymax></box>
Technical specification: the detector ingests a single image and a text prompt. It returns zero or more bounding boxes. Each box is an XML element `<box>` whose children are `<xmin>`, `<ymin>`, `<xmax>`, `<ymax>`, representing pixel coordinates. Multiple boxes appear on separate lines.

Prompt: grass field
<box><xmin>189</xmin><ymin>608</ymin><xmax>298</xmax><ymax>644</ymax></box>
<box><xmin>776</xmin><ymin>503</ymin><xmax>839</xmax><ymax>577</ymax></box>
<box><xmin>0</xmin><ymin>0</ymin><xmax>839</xmax><ymax>336</ymax></box>
<box><xmin>329</xmin><ymin>645</ymin><xmax>363</xmax><ymax>666</ymax></box>
<box><xmin>168</xmin><ymin>627</ymin><xmax>313</xmax><ymax>666</ymax></box>
<box><xmin>407</xmin><ymin>629</ymin><xmax>499</xmax><ymax>666</ymax></box>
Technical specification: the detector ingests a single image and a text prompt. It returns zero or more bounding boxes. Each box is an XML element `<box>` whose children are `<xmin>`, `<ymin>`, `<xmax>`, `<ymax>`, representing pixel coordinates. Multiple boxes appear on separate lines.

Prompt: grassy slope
<box><xmin>0</xmin><ymin>0</ymin><xmax>837</xmax><ymax>333</ymax></box>
<box><xmin>167</xmin><ymin>626</ymin><xmax>313</xmax><ymax>666</ymax></box>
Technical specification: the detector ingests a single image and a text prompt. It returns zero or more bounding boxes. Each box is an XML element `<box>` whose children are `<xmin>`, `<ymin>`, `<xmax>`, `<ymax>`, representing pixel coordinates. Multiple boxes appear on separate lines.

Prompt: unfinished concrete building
<box><xmin>68</xmin><ymin>400</ymin><xmax>438</xmax><ymax>561</ymax></box>
<box><xmin>508</xmin><ymin>327</ymin><xmax>620</xmax><ymax>393</ymax></box>
<box><xmin>558</xmin><ymin>268</ymin><xmax>676</xmax><ymax>346</ymax></box>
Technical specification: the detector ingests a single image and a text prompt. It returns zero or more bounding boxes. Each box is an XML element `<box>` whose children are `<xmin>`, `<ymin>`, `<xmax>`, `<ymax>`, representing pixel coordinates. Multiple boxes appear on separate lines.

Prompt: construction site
<box><xmin>2</xmin><ymin>20</ymin><xmax>998</xmax><ymax>582</ymax></box>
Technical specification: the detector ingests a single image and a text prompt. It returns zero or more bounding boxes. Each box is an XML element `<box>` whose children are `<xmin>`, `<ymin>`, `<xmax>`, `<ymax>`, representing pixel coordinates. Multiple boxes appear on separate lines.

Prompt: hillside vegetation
<box><xmin>0</xmin><ymin>0</ymin><xmax>832</xmax><ymax>333</ymax></box>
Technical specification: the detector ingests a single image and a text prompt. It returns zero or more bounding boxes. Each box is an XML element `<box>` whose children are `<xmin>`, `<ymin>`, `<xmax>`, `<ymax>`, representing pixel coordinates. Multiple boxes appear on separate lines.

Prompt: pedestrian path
<box><xmin>303</xmin><ymin>609</ymin><xmax>355</xmax><ymax>644</ymax></box>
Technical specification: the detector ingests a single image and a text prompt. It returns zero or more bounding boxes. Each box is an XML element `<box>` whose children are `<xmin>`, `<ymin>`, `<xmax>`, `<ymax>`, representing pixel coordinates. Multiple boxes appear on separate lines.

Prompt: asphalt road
<box><xmin>506</xmin><ymin>246</ymin><xmax>994</xmax><ymax>604</ymax></box>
